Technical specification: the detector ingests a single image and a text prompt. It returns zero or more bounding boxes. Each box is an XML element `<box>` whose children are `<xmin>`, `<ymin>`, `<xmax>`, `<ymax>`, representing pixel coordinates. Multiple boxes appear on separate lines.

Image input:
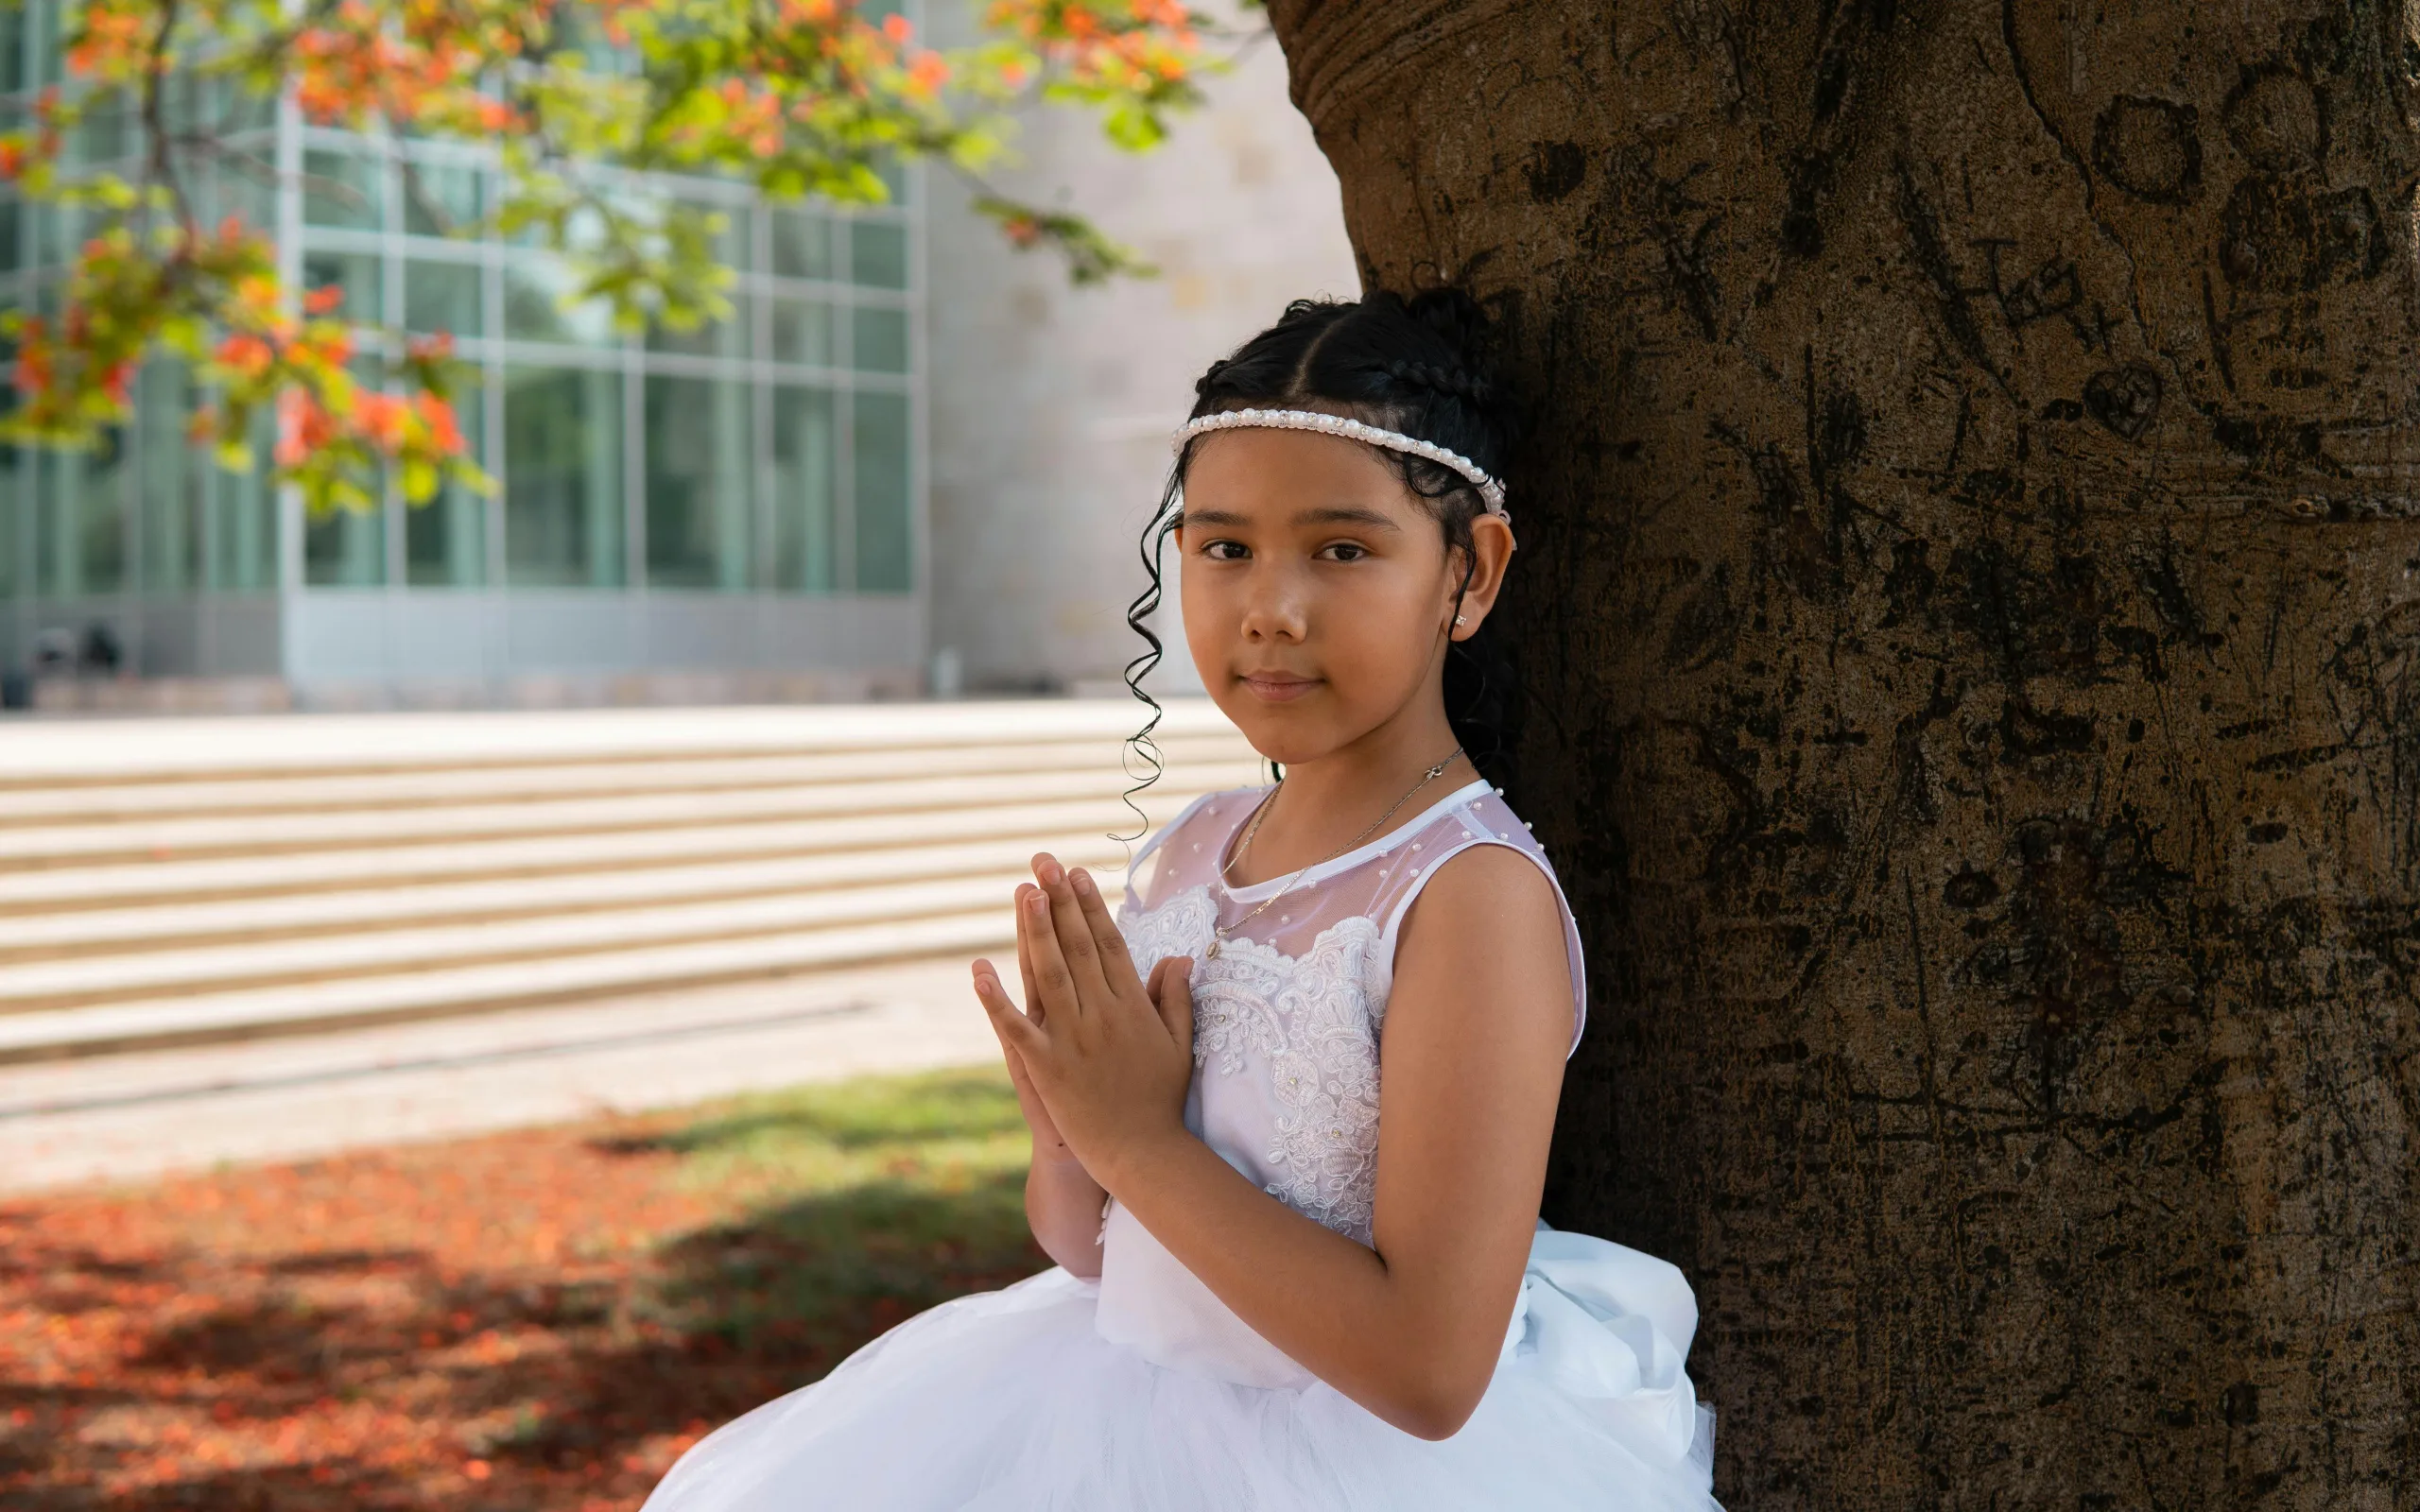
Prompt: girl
<box><xmin>644</xmin><ymin>292</ymin><xmax>1720</xmax><ymax>1510</ymax></box>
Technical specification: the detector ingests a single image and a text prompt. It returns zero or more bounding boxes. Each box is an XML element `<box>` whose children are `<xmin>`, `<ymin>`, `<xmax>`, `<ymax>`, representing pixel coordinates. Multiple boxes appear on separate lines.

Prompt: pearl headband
<box><xmin>1172</xmin><ymin>407</ymin><xmax>1510</xmax><ymax>519</ymax></box>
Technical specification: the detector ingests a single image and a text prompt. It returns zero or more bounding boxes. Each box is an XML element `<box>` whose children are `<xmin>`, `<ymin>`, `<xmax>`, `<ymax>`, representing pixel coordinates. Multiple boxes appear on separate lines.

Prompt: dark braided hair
<box><xmin>1119</xmin><ymin>290</ymin><xmax>1523</xmax><ymax>833</ymax></box>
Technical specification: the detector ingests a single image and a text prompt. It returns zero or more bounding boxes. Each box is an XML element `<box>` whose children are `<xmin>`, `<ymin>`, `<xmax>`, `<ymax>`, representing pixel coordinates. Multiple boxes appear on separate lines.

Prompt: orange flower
<box><xmin>276</xmin><ymin>391</ymin><xmax>333</xmax><ymax>467</ymax></box>
<box><xmin>233</xmin><ymin>275</ymin><xmax>282</xmax><ymax>314</ymax></box>
<box><xmin>214</xmin><ymin>333</ymin><xmax>276</xmax><ymax>380</ymax></box>
<box><xmin>412</xmin><ymin>391</ymin><xmax>466</xmax><ymax>454</ymax></box>
<box><xmin>303</xmin><ymin>284</ymin><xmax>347</xmax><ymax>316</ymax></box>
<box><xmin>355</xmin><ymin>391</ymin><xmax>411</xmax><ymax>451</ymax></box>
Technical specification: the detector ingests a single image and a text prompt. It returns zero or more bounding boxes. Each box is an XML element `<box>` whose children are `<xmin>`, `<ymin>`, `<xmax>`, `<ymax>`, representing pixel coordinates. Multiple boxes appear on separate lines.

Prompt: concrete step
<box><xmin>0</xmin><ymin>830</ymin><xmax>1153</xmax><ymax>961</ymax></box>
<box><xmin>0</xmin><ymin>731</ymin><xmax>1248</xmax><ymax>826</ymax></box>
<box><xmin>0</xmin><ymin>758</ymin><xmax>1246</xmax><ymax>868</ymax></box>
<box><xmin>0</xmin><ymin>867</ymin><xmax>1114</xmax><ymax>1011</ymax></box>
<box><xmin>0</xmin><ymin>909</ymin><xmax>1020</xmax><ymax>1063</ymax></box>
<box><xmin>0</xmin><ymin>789</ymin><xmax>1217</xmax><ymax>914</ymax></box>
<box><xmin>0</xmin><ymin>698</ymin><xmax>1258</xmax><ymax>1063</ymax></box>
<box><xmin>0</xmin><ymin>699</ymin><xmax>1238</xmax><ymax>779</ymax></box>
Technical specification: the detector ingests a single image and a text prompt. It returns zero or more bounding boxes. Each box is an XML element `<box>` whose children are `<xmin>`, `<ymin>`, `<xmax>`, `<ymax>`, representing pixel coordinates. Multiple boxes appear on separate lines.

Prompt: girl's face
<box><xmin>1173</xmin><ymin>425</ymin><xmax>1509</xmax><ymax>765</ymax></box>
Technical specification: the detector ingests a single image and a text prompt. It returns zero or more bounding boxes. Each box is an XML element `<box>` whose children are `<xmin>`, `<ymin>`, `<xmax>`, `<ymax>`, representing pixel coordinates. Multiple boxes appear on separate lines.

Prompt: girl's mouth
<box><xmin>1238</xmin><ymin>672</ymin><xmax>1321</xmax><ymax>703</ymax></box>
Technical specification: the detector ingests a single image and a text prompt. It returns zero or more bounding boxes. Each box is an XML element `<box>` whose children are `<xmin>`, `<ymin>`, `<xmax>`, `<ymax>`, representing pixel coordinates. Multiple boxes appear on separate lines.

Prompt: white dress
<box><xmin>643</xmin><ymin>779</ymin><xmax>1720</xmax><ymax>1511</ymax></box>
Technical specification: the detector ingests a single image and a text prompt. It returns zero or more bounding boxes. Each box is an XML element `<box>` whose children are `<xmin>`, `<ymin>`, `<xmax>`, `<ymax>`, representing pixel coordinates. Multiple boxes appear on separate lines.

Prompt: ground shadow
<box><xmin>2</xmin><ymin>1073</ymin><xmax>1046</xmax><ymax>1510</ymax></box>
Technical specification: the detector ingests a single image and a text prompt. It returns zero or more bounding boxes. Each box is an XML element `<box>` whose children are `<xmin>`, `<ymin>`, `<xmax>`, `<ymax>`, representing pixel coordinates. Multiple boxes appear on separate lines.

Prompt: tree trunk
<box><xmin>1262</xmin><ymin>2</ymin><xmax>2420</xmax><ymax>1503</ymax></box>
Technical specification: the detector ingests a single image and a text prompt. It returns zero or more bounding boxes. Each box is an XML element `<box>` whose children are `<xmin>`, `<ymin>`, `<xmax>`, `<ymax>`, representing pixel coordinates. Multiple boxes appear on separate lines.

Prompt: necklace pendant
<box><xmin>1206</xmin><ymin>936</ymin><xmax>1222</xmax><ymax>959</ymax></box>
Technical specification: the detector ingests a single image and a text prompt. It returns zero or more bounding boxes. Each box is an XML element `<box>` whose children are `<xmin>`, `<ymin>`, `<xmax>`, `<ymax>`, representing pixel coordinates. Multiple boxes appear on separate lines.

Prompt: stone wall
<box><xmin>923</xmin><ymin>15</ymin><xmax>1357</xmax><ymax>697</ymax></box>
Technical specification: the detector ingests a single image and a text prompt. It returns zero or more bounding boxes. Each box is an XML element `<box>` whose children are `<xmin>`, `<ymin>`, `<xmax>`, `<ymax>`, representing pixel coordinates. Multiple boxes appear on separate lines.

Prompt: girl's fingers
<box><xmin>1012</xmin><ymin>885</ymin><xmax>1046</xmax><ymax>1026</ymax></box>
<box><xmin>974</xmin><ymin>958</ymin><xmax>1021</xmax><ymax>1034</ymax></box>
<box><xmin>975</xmin><ymin>956</ymin><xmax>1048</xmax><ymax>1057</ymax></box>
<box><xmin>1066</xmin><ymin>865</ymin><xmax>1145</xmax><ymax>1001</ymax></box>
<box><xmin>1019</xmin><ymin>879</ymin><xmax>1085</xmax><ymax>1025</ymax></box>
<box><xmin>1032</xmin><ymin>853</ymin><xmax>1114</xmax><ymax>1010</ymax></box>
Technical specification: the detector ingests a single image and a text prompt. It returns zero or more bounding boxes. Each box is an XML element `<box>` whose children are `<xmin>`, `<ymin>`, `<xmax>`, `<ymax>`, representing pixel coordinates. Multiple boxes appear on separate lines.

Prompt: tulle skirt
<box><xmin>642</xmin><ymin>1265</ymin><xmax>1720</xmax><ymax>1512</ymax></box>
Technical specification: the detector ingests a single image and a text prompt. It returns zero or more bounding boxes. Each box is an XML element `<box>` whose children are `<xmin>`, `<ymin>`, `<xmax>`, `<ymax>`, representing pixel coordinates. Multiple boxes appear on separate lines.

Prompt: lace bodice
<box><xmin>1114</xmin><ymin>780</ymin><xmax>1585</xmax><ymax>1245</ymax></box>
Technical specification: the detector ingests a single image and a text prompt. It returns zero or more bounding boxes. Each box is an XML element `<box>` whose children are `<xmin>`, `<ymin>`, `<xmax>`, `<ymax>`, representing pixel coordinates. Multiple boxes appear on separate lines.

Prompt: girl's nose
<box><xmin>1238</xmin><ymin>569</ymin><xmax>1309</xmax><ymax>643</ymax></box>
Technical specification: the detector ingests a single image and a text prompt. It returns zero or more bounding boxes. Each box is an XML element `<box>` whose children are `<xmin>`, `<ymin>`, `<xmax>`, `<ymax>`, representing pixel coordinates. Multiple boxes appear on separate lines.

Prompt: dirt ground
<box><xmin>1</xmin><ymin>1065</ymin><xmax>1042</xmax><ymax>1510</ymax></box>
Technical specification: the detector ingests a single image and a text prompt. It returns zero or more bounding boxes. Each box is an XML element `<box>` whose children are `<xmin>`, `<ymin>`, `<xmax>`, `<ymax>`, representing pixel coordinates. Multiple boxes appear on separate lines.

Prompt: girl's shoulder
<box><xmin>1374</xmin><ymin>786</ymin><xmax>1588</xmax><ymax>1054</ymax></box>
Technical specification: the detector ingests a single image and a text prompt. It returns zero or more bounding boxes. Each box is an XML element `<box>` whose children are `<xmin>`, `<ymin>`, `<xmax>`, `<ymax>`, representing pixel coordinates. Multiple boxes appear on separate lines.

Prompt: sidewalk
<box><xmin>0</xmin><ymin>955</ymin><xmax>1003</xmax><ymax>1194</ymax></box>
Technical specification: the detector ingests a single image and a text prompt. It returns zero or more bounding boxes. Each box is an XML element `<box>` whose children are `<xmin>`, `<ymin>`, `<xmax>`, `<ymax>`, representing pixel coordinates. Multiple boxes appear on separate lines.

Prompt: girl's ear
<box><xmin>1447</xmin><ymin>514</ymin><xmax>1516</xmax><ymax>641</ymax></box>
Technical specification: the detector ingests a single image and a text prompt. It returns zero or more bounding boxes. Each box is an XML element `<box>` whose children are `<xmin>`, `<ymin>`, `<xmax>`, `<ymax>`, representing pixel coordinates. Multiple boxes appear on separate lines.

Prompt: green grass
<box><xmin>633</xmin><ymin>1065</ymin><xmax>1044</xmax><ymax>1358</ymax></box>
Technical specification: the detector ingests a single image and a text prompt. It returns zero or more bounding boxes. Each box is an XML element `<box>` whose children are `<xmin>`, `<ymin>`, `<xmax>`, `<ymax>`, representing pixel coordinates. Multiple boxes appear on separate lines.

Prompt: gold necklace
<box><xmin>1206</xmin><ymin>747</ymin><xmax>1464</xmax><ymax>960</ymax></box>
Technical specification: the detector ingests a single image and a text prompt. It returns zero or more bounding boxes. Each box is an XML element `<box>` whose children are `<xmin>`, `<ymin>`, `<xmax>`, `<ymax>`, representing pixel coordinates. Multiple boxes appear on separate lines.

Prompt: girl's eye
<box><xmin>1319</xmin><ymin>541</ymin><xmax>1371</xmax><ymax>563</ymax></box>
<box><xmin>1201</xmin><ymin>540</ymin><xmax>1249</xmax><ymax>561</ymax></box>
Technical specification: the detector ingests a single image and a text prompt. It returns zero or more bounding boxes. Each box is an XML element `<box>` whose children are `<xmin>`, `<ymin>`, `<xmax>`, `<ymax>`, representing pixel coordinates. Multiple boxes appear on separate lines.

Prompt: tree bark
<box><xmin>1263</xmin><ymin>2</ymin><xmax>2420</xmax><ymax>1504</ymax></box>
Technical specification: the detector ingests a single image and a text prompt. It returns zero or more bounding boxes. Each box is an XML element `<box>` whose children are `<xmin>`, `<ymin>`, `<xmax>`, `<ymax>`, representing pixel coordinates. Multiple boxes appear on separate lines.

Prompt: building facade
<box><xmin>0</xmin><ymin>0</ymin><xmax>927</xmax><ymax>708</ymax></box>
<box><xmin>0</xmin><ymin>1</ymin><xmax>1357</xmax><ymax>712</ymax></box>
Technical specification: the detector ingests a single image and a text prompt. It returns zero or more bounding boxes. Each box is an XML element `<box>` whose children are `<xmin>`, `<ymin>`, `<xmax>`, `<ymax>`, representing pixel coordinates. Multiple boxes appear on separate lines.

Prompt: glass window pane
<box><xmin>402</xmin><ymin>162</ymin><xmax>484</xmax><ymax>238</ymax></box>
<box><xmin>406</xmin><ymin>260</ymin><xmax>482</xmax><ymax>337</ymax></box>
<box><xmin>304</xmin><ymin>498</ymin><xmax>386</xmax><ymax>586</ymax></box>
<box><xmin>648</xmin><ymin>306</ymin><xmax>741</xmax><ymax>357</ymax></box>
<box><xmin>39</xmin><ymin>429</ymin><xmax>130</xmax><ymax>595</ymax></box>
<box><xmin>34</xmin><ymin>0</ymin><xmax>60</xmax><ymax>88</ymax></box>
<box><xmin>504</xmin><ymin>259</ymin><xmax>616</xmax><ymax>346</ymax></box>
<box><xmin>769</xmin><ymin>299</ymin><xmax>830</xmax><ymax>367</ymax></box>
<box><xmin>850</xmin><ymin>221</ymin><xmax>908</xmax><ymax>289</ymax></box>
<box><xmin>0</xmin><ymin>7</ymin><xmax>24</xmax><ymax>94</ymax></box>
<box><xmin>210</xmin><ymin>413</ymin><xmax>279</xmax><ymax>593</ymax></box>
<box><xmin>30</xmin><ymin>202</ymin><xmax>68</xmax><ymax>267</ymax></box>
<box><xmin>684</xmin><ymin>199</ymin><xmax>750</xmax><ymax>271</ymax></box>
<box><xmin>0</xmin><ymin>436</ymin><xmax>18</xmax><ymax>601</ymax></box>
<box><xmin>769</xmin><ymin>209</ymin><xmax>832</xmax><ymax>281</ymax></box>
<box><xmin>78</xmin><ymin>94</ymin><xmax>130</xmax><ymax>164</ymax></box>
<box><xmin>504</xmin><ymin>365</ymin><xmax>624</xmax><ymax>587</ymax></box>
<box><xmin>137</xmin><ymin>362</ymin><xmax>203</xmax><ymax>593</ymax></box>
<box><xmin>307</xmin><ymin>364</ymin><xmax>391</xmax><ymax>588</ymax></box>
<box><xmin>0</xmin><ymin>318</ymin><xmax>20</xmax><ymax>603</ymax></box>
<box><xmin>207</xmin><ymin>161</ymin><xmax>277</xmax><ymax>238</ymax></box>
<box><xmin>769</xmin><ymin>386</ymin><xmax>835</xmax><ymax>592</ymax></box>
<box><xmin>163</xmin><ymin>74</ymin><xmax>207</xmax><ymax>135</ymax></box>
<box><xmin>0</xmin><ymin>198</ymin><xmax>19</xmax><ymax>275</ymax></box>
<box><xmin>302</xmin><ymin>249</ymin><xmax>382</xmax><ymax>325</ymax></box>
<box><xmin>214</xmin><ymin>79</ymin><xmax>279</xmax><ymax>134</ymax></box>
<box><xmin>30</xmin><ymin>451</ymin><xmax>57</xmax><ymax>593</ymax></box>
<box><xmin>302</xmin><ymin>148</ymin><xmax>384</xmax><ymax>232</ymax></box>
<box><xmin>406</xmin><ymin>394</ymin><xmax>486</xmax><ymax>587</ymax></box>
<box><xmin>644</xmin><ymin>375</ymin><xmax>752</xmax><ymax>591</ymax></box>
<box><xmin>851</xmin><ymin>305</ymin><xmax>908</xmax><ymax>373</ymax></box>
<box><xmin>852</xmin><ymin>391</ymin><xmax>910</xmax><ymax>593</ymax></box>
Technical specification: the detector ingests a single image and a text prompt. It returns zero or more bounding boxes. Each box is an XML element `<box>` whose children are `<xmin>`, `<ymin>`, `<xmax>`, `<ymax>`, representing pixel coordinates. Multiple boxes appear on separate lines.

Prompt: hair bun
<box><xmin>1385</xmin><ymin>357</ymin><xmax>1495</xmax><ymax>406</ymax></box>
<box><xmin>1403</xmin><ymin>287</ymin><xmax>1491</xmax><ymax>362</ymax></box>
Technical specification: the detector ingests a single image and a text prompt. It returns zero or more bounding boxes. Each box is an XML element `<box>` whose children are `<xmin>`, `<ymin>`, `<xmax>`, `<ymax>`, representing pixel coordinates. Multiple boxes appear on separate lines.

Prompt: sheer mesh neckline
<box><xmin>1212</xmin><ymin>778</ymin><xmax>1497</xmax><ymax>902</ymax></box>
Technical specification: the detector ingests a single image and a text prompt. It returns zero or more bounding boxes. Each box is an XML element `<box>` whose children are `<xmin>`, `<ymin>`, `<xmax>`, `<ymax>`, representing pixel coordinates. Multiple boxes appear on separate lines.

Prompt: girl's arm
<box><xmin>979</xmin><ymin>885</ymin><xmax>1109</xmax><ymax>1276</ymax></box>
<box><xmin>975</xmin><ymin>849</ymin><xmax>1572</xmax><ymax>1440</ymax></box>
